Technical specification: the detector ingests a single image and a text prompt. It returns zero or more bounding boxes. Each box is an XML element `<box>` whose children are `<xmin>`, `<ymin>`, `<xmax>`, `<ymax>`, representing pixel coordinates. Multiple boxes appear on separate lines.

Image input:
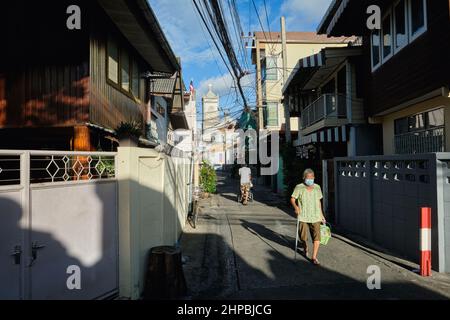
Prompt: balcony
<box><xmin>301</xmin><ymin>94</ymin><xmax>348</xmax><ymax>135</ymax></box>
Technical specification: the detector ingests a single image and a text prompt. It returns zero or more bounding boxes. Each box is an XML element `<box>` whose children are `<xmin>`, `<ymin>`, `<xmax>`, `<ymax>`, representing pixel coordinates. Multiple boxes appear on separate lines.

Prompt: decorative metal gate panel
<box><xmin>0</xmin><ymin>150</ymin><xmax>118</xmax><ymax>300</ymax></box>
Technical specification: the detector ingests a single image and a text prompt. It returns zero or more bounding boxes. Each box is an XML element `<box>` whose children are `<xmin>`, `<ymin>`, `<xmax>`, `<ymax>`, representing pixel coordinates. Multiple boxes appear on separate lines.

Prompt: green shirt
<box><xmin>291</xmin><ymin>184</ymin><xmax>323</xmax><ymax>223</ymax></box>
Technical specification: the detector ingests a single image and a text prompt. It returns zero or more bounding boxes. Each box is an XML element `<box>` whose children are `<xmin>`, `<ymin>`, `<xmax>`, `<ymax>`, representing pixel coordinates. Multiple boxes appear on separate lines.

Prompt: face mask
<box><xmin>305</xmin><ymin>179</ymin><xmax>314</xmax><ymax>186</ymax></box>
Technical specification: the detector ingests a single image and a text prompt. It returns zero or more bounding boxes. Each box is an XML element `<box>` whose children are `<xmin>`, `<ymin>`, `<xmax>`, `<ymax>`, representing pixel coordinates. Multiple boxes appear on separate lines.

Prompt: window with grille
<box><xmin>394</xmin><ymin>108</ymin><xmax>445</xmax><ymax>154</ymax></box>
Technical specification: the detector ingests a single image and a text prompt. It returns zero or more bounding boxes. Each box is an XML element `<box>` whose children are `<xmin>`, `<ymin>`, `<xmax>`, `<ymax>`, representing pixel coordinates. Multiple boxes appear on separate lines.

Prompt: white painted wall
<box><xmin>117</xmin><ymin>147</ymin><xmax>191</xmax><ymax>299</ymax></box>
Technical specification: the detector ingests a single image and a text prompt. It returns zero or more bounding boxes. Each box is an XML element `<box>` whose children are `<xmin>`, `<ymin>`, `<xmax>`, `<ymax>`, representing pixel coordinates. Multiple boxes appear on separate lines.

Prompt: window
<box><xmin>132</xmin><ymin>61</ymin><xmax>140</xmax><ymax>98</ymax></box>
<box><xmin>265</xmin><ymin>56</ymin><xmax>278</xmax><ymax>81</ymax></box>
<box><xmin>394</xmin><ymin>117</ymin><xmax>409</xmax><ymax>135</ymax></box>
<box><xmin>370</xmin><ymin>0</ymin><xmax>427</xmax><ymax>71</ymax></box>
<box><xmin>107</xmin><ymin>37</ymin><xmax>119</xmax><ymax>84</ymax></box>
<box><xmin>394</xmin><ymin>109</ymin><xmax>446</xmax><ymax>135</ymax></box>
<box><xmin>107</xmin><ymin>36</ymin><xmax>142</xmax><ymax>101</ymax></box>
<box><xmin>394</xmin><ymin>0</ymin><xmax>408</xmax><ymax>51</ymax></box>
<box><xmin>121</xmin><ymin>51</ymin><xmax>130</xmax><ymax>92</ymax></box>
<box><xmin>427</xmin><ymin>108</ymin><xmax>445</xmax><ymax>128</ymax></box>
<box><xmin>409</xmin><ymin>0</ymin><xmax>427</xmax><ymax>40</ymax></box>
<box><xmin>408</xmin><ymin>113</ymin><xmax>425</xmax><ymax>132</ymax></box>
<box><xmin>371</xmin><ymin>30</ymin><xmax>381</xmax><ymax>69</ymax></box>
<box><xmin>156</xmin><ymin>102</ymin><xmax>165</xmax><ymax>117</ymax></box>
<box><xmin>394</xmin><ymin>108</ymin><xmax>445</xmax><ymax>154</ymax></box>
<box><xmin>264</xmin><ymin>102</ymin><xmax>279</xmax><ymax>127</ymax></box>
<box><xmin>382</xmin><ymin>13</ymin><xmax>393</xmax><ymax>60</ymax></box>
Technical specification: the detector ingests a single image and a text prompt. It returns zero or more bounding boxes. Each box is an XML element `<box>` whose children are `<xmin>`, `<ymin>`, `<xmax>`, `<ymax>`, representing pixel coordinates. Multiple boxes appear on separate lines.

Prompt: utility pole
<box><xmin>255</xmin><ymin>39</ymin><xmax>264</xmax><ymax>131</ymax></box>
<box><xmin>281</xmin><ymin>16</ymin><xmax>291</xmax><ymax>143</ymax></box>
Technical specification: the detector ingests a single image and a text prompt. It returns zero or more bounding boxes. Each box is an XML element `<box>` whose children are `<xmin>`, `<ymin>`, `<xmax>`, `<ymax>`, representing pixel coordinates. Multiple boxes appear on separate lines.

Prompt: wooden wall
<box><xmin>0</xmin><ymin>64</ymin><xmax>90</xmax><ymax>128</ymax></box>
<box><xmin>89</xmin><ymin>4</ymin><xmax>148</xmax><ymax>131</ymax></box>
<box><xmin>363</xmin><ymin>0</ymin><xmax>450</xmax><ymax>116</ymax></box>
<box><xmin>0</xmin><ymin>1</ymin><xmax>91</xmax><ymax>128</ymax></box>
<box><xmin>0</xmin><ymin>1</ymin><xmax>149</xmax><ymax>134</ymax></box>
<box><xmin>89</xmin><ymin>34</ymin><xmax>147</xmax><ymax>131</ymax></box>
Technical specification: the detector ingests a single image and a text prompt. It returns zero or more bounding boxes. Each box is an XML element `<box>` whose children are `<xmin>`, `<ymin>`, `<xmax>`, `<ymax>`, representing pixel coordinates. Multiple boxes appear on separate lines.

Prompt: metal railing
<box><xmin>0</xmin><ymin>150</ymin><xmax>117</xmax><ymax>187</ymax></box>
<box><xmin>0</xmin><ymin>153</ymin><xmax>21</xmax><ymax>186</ymax></box>
<box><xmin>394</xmin><ymin>128</ymin><xmax>445</xmax><ymax>155</ymax></box>
<box><xmin>301</xmin><ymin>94</ymin><xmax>347</xmax><ymax>129</ymax></box>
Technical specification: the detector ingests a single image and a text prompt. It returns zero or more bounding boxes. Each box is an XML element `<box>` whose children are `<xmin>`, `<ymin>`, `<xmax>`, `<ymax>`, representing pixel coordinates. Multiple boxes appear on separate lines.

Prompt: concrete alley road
<box><xmin>181</xmin><ymin>173</ymin><xmax>450</xmax><ymax>300</ymax></box>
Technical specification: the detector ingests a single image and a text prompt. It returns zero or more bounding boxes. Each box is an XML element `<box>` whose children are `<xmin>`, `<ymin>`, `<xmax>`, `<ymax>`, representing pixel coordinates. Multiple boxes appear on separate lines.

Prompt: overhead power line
<box><xmin>192</xmin><ymin>0</ymin><xmax>250</xmax><ymax>110</ymax></box>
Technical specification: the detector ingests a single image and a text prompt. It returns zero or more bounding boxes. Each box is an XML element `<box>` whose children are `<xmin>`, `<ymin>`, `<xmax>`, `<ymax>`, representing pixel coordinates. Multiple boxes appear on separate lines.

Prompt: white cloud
<box><xmin>197</xmin><ymin>73</ymin><xmax>254</xmax><ymax>101</ymax></box>
<box><xmin>280</xmin><ymin>0</ymin><xmax>333</xmax><ymax>30</ymax></box>
<box><xmin>197</xmin><ymin>74</ymin><xmax>233</xmax><ymax>100</ymax></box>
<box><xmin>149</xmin><ymin>0</ymin><xmax>216</xmax><ymax>65</ymax></box>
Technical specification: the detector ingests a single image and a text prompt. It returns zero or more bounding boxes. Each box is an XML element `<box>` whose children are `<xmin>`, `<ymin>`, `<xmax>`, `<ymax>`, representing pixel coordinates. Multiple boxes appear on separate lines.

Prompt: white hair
<box><xmin>303</xmin><ymin>168</ymin><xmax>315</xmax><ymax>179</ymax></box>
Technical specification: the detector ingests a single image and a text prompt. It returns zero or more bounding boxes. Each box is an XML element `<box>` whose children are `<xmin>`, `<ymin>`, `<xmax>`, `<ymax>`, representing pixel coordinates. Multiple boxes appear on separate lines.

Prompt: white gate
<box><xmin>0</xmin><ymin>150</ymin><xmax>118</xmax><ymax>300</ymax></box>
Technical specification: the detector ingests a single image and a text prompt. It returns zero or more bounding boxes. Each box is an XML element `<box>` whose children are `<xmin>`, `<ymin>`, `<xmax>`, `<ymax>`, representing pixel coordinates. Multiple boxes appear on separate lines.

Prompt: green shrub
<box><xmin>200</xmin><ymin>161</ymin><xmax>217</xmax><ymax>194</ymax></box>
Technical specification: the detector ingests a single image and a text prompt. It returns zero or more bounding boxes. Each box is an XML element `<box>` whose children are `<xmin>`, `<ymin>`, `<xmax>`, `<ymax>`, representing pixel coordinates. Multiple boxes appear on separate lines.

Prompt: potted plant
<box><xmin>96</xmin><ymin>159</ymin><xmax>115</xmax><ymax>179</ymax></box>
<box><xmin>115</xmin><ymin>120</ymin><xmax>143</xmax><ymax>147</ymax></box>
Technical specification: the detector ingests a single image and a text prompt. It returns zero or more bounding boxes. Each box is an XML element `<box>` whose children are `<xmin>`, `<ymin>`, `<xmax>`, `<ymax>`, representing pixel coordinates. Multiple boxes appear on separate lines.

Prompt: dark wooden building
<box><xmin>317</xmin><ymin>0</ymin><xmax>450</xmax><ymax>155</ymax></box>
<box><xmin>0</xmin><ymin>0</ymin><xmax>180</xmax><ymax>151</ymax></box>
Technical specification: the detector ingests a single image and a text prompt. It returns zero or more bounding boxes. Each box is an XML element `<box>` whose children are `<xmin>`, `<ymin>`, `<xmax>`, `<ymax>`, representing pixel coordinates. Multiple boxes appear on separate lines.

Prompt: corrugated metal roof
<box><xmin>149</xmin><ymin>78</ymin><xmax>177</xmax><ymax>95</ymax></box>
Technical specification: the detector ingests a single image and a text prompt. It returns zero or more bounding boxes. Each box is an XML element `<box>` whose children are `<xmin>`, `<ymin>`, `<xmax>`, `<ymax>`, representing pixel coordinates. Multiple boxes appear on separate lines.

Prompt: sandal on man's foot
<box><xmin>312</xmin><ymin>258</ymin><xmax>321</xmax><ymax>266</ymax></box>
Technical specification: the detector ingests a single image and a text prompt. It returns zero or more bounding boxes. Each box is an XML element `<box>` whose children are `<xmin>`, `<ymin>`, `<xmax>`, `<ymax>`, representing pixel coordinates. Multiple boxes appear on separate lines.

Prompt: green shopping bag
<box><xmin>320</xmin><ymin>223</ymin><xmax>332</xmax><ymax>245</ymax></box>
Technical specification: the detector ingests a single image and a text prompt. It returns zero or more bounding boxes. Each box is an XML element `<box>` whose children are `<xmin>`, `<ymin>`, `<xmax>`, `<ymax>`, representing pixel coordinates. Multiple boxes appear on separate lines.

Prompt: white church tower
<box><xmin>202</xmin><ymin>84</ymin><xmax>220</xmax><ymax>133</ymax></box>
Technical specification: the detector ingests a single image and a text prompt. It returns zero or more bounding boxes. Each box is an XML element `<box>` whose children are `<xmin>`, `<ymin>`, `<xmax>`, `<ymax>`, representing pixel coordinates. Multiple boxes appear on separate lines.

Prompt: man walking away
<box><xmin>238</xmin><ymin>165</ymin><xmax>252</xmax><ymax>205</ymax></box>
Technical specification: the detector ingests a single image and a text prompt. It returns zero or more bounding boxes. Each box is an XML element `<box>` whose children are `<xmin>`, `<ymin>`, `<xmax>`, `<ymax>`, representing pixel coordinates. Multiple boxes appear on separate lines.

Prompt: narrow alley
<box><xmin>181</xmin><ymin>173</ymin><xmax>450</xmax><ymax>300</ymax></box>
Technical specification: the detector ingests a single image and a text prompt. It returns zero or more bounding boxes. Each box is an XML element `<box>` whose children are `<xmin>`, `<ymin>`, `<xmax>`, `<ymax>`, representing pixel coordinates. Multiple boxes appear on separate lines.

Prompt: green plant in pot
<box><xmin>115</xmin><ymin>120</ymin><xmax>143</xmax><ymax>147</ymax></box>
<box><xmin>96</xmin><ymin>159</ymin><xmax>115</xmax><ymax>178</ymax></box>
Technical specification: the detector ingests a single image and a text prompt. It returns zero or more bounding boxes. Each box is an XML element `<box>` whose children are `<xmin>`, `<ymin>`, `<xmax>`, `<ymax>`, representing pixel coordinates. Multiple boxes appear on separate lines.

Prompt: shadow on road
<box><xmin>181</xmin><ymin>230</ymin><xmax>448</xmax><ymax>300</ymax></box>
<box><xmin>181</xmin><ymin>172</ymin><xmax>449</xmax><ymax>300</ymax></box>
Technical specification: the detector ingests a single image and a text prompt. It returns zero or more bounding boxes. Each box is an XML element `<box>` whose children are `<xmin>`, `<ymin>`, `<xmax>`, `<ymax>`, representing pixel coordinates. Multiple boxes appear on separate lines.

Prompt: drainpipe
<box><xmin>346</xmin><ymin>61</ymin><xmax>353</xmax><ymax>121</ymax></box>
<box><xmin>256</xmin><ymin>40</ymin><xmax>264</xmax><ymax>130</ymax></box>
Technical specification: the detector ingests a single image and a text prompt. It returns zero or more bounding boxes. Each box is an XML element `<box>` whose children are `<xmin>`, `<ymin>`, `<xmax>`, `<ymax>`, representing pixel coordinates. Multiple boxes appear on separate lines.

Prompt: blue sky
<box><xmin>149</xmin><ymin>0</ymin><xmax>333</xmax><ymax>117</ymax></box>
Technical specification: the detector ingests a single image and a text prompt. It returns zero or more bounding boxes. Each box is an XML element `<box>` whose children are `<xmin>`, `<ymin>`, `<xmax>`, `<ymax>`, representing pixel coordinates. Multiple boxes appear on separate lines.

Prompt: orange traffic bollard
<box><xmin>420</xmin><ymin>207</ymin><xmax>432</xmax><ymax>277</ymax></box>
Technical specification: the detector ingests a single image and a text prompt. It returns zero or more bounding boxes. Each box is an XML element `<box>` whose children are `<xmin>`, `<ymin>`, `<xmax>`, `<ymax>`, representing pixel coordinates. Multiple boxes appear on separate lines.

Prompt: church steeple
<box><xmin>205</xmin><ymin>84</ymin><xmax>218</xmax><ymax>99</ymax></box>
<box><xmin>202</xmin><ymin>84</ymin><xmax>220</xmax><ymax>133</ymax></box>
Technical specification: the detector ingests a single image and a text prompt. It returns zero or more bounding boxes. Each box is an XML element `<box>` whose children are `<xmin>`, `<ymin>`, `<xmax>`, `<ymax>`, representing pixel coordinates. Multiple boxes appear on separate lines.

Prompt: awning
<box><xmin>295</xmin><ymin>125</ymin><xmax>348</xmax><ymax>147</ymax></box>
<box><xmin>149</xmin><ymin>78</ymin><xmax>177</xmax><ymax>95</ymax></box>
<box><xmin>283</xmin><ymin>46</ymin><xmax>362</xmax><ymax>93</ymax></box>
<box><xmin>282</xmin><ymin>51</ymin><xmax>325</xmax><ymax>94</ymax></box>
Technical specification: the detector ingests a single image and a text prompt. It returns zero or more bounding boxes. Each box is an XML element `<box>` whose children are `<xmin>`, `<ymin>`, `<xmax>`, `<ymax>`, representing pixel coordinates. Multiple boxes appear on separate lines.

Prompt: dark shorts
<box><xmin>298</xmin><ymin>222</ymin><xmax>321</xmax><ymax>243</ymax></box>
